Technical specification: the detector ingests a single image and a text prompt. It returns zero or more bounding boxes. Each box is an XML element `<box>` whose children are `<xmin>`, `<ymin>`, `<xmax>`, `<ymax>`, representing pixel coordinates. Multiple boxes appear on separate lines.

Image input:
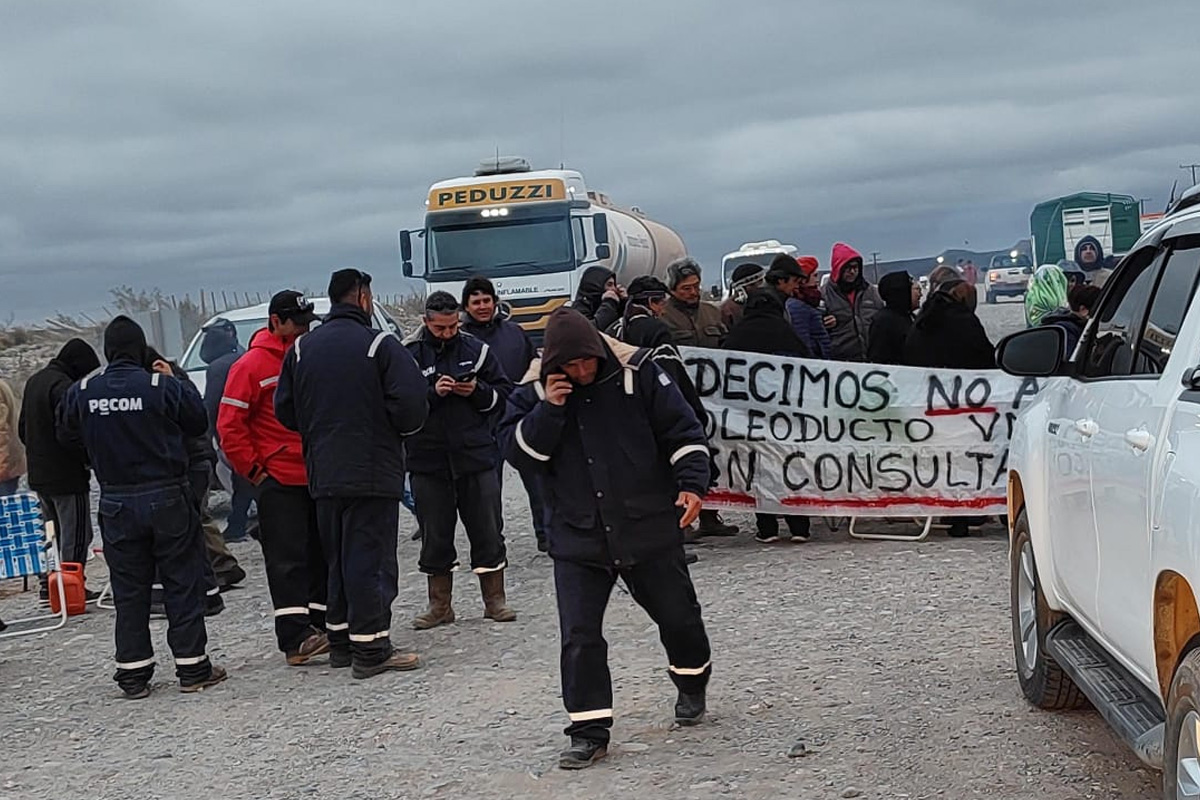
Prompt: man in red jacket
<box><xmin>217</xmin><ymin>290</ymin><xmax>330</xmax><ymax>666</ymax></box>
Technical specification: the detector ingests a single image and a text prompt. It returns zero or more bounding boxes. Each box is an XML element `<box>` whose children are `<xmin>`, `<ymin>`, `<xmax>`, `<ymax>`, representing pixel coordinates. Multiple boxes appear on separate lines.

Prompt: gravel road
<box><xmin>3</xmin><ymin>293</ymin><xmax>1156</xmax><ymax>800</ymax></box>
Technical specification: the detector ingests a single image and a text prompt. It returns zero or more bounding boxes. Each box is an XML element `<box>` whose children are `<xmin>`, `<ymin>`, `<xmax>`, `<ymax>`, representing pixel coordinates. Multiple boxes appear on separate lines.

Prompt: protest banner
<box><xmin>680</xmin><ymin>348</ymin><xmax>1043</xmax><ymax>517</ymax></box>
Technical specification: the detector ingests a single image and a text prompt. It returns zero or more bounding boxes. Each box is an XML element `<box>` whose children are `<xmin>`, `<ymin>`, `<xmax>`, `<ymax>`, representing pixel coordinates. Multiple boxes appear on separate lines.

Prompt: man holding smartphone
<box><xmin>218</xmin><ymin>290</ymin><xmax>330</xmax><ymax>667</ymax></box>
<box><xmin>403</xmin><ymin>291</ymin><xmax>515</xmax><ymax>629</ymax></box>
<box><xmin>499</xmin><ymin>307</ymin><xmax>714</xmax><ymax>770</ymax></box>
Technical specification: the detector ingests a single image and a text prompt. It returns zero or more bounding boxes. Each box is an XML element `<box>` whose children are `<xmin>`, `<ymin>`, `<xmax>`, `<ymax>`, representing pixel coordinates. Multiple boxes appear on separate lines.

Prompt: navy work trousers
<box><xmin>315</xmin><ymin>497</ymin><xmax>399</xmax><ymax>667</ymax></box>
<box><xmin>258</xmin><ymin>479</ymin><xmax>327</xmax><ymax>652</ymax></box>
<box><xmin>554</xmin><ymin>546</ymin><xmax>712</xmax><ymax>744</ymax></box>
<box><xmin>98</xmin><ymin>481</ymin><xmax>212</xmax><ymax>691</ymax></box>
<box><xmin>412</xmin><ymin>469</ymin><xmax>506</xmax><ymax>576</ymax></box>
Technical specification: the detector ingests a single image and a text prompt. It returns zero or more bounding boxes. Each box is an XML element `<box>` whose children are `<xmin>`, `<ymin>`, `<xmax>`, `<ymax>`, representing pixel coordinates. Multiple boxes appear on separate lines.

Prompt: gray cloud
<box><xmin>3</xmin><ymin>0</ymin><xmax>1199</xmax><ymax>320</ymax></box>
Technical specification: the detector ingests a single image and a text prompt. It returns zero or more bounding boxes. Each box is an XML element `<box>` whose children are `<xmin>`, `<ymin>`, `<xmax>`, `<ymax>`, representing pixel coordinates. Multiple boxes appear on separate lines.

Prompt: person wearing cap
<box><xmin>218</xmin><ymin>291</ymin><xmax>331</xmax><ymax>666</ymax></box>
<box><xmin>661</xmin><ymin>257</ymin><xmax>727</xmax><ymax>349</ymax></box>
<box><xmin>275</xmin><ymin>269</ymin><xmax>429</xmax><ymax>679</ymax></box>
<box><xmin>199</xmin><ymin>318</ymin><xmax>255</xmax><ymax>545</ymax></box>
<box><xmin>499</xmin><ymin>307</ymin><xmax>714</xmax><ymax>770</ymax></box>
<box><xmin>719</xmin><ymin>262</ymin><xmax>766</xmax><ymax>330</ymax></box>
<box><xmin>404</xmin><ymin>291</ymin><xmax>516</xmax><ymax>630</ymax></box>
<box><xmin>784</xmin><ymin>255</ymin><xmax>834</xmax><ymax>359</ymax></box>
<box><xmin>58</xmin><ymin>316</ymin><xmax>227</xmax><ymax>698</ymax></box>
<box><xmin>460</xmin><ymin>276</ymin><xmax>546</xmax><ymax>552</ymax></box>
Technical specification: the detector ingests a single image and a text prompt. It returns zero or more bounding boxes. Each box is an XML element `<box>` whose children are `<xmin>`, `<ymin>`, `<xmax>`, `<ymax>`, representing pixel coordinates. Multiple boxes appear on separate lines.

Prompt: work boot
<box><xmin>351</xmin><ymin>650</ymin><xmax>420</xmax><ymax>679</ymax></box>
<box><xmin>480</xmin><ymin>570</ymin><xmax>517</xmax><ymax>622</ymax></box>
<box><xmin>179</xmin><ymin>664</ymin><xmax>228</xmax><ymax>693</ymax></box>
<box><xmin>412</xmin><ymin>573</ymin><xmax>455</xmax><ymax>630</ymax></box>
<box><xmin>122</xmin><ymin>683</ymin><xmax>151</xmax><ymax>700</ymax></box>
<box><xmin>558</xmin><ymin>737</ymin><xmax>608</xmax><ymax>770</ymax></box>
<box><xmin>674</xmin><ymin>690</ymin><xmax>707</xmax><ymax>726</ymax></box>
<box><xmin>330</xmin><ymin>646</ymin><xmax>351</xmax><ymax>669</ymax></box>
<box><xmin>695</xmin><ymin>510</ymin><xmax>738</xmax><ymax>538</ymax></box>
<box><xmin>286</xmin><ymin>630</ymin><xmax>331</xmax><ymax>666</ymax></box>
<box><xmin>217</xmin><ymin>565</ymin><xmax>247</xmax><ymax>591</ymax></box>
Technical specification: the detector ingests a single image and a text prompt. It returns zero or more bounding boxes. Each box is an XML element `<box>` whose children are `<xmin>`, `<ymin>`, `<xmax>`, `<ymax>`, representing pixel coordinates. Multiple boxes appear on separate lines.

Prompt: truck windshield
<box><xmin>428</xmin><ymin>216</ymin><xmax>573</xmax><ymax>279</ymax></box>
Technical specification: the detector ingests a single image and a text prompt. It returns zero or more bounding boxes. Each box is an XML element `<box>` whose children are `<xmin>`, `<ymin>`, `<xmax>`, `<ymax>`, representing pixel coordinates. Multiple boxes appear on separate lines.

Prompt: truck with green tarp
<box><xmin>1029</xmin><ymin>192</ymin><xmax>1141</xmax><ymax>267</ymax></box>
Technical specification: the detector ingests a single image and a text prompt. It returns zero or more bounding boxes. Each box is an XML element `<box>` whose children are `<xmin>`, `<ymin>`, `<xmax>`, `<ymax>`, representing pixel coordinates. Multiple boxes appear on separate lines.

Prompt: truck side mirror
<box><xmin>399</xmin><ymin>230</ymin><xmax>414</xmax><ymax>277</ymax></box>
<box><xmin>593</xmin><ymin>214</ymin><xmax>611</xmax><ymax>261</ymax></box>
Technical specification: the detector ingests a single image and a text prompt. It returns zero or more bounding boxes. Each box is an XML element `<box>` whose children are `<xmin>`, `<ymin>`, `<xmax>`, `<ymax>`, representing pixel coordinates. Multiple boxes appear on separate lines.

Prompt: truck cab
<box><xmin>718</xmin><ymin>240</ymin><xmax>798</xmax><ymax>300</ymax></box>
<box><xmin>400</xmin><ymin>157</ymin><xmax>685</xmax><ymax>342</ymax></box>
<box><xmin>998</xmin><ymin>198</ymin><xmax>1200</xmax><ymax>795</ymax></box>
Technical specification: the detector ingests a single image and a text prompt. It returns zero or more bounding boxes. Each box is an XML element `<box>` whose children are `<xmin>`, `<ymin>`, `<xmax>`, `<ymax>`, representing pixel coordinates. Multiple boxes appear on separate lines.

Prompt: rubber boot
<box><xmin>480</xmin><ymin>570</ymin><xmax>517</xmax><ymax>622</ymax></box>
<box><xmin>412</xmin><ymin>573</ymin><xmax>455</xmax><ymax>630</ymax></box>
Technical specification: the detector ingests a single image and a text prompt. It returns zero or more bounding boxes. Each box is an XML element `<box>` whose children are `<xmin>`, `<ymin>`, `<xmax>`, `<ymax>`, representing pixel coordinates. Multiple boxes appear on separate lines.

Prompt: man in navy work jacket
<box><xmin>405</xmin><ymin>290</ymin><xmax>516</xmax><ymax>630</ymax></box>
<box><xmin>58</xmin><ymin>316</ymin><xmax>227</xmax><ymax>699</ymax></box>
<box><xmin>275</xmin><ymin>269</ymin><xmax>429</xmax><ymax>680</ymax></box>
<box><xmin>459</xmin><ymin>276</ymin><xmax>547</xmax><ymax>552</ymax></box>
<box><xmin>498</xmin><ymin>306</ymin><xmax>714</xmax><ymax>770</ymax></box>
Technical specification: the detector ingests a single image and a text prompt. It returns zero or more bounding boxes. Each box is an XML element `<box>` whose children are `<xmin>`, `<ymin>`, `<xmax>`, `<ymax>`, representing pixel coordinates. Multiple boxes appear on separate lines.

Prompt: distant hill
<box><xmin>865</xmin><ymin>240</ymin><xmax>1033</xmax><ymax>282</ymax></box>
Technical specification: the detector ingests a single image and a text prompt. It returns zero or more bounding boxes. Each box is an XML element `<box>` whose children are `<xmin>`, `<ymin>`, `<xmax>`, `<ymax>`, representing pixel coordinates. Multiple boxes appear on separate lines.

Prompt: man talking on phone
<box><xmin>403</xmin><ymin>292</ymin><xmax>515</xmax><ymax>629</ymax></box>
<box><xmin>499</xmin><ymin>306</ymin><xmax>714</xmax><ymax>770</ymax></box>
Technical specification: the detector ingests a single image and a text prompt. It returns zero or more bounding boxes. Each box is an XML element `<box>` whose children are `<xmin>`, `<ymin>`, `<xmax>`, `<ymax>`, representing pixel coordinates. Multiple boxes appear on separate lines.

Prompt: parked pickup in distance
<box><xmin>996</xmin><ymin>194</ymin><xmax>1200</xmax><ymax>797</ymax></box>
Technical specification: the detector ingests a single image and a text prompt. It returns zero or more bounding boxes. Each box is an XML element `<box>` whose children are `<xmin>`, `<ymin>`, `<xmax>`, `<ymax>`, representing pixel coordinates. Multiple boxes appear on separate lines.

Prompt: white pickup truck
<box><xmin>997</xmin><ymin>187</ymin><xmax>1200</xmax><ymax>798</ymax></box>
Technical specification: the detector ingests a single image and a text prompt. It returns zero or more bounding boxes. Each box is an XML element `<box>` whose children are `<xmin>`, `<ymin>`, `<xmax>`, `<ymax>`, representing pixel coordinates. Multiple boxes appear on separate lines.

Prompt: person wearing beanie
<box><xmin>276</xmin><ymin>268</ymin><xmax>430</xmax><ymax>678</ymax></box>
<box><xmin>198</xmin><ymin>317</ymin><xmax>255</xmax><ymax>545</ymax></box>
<box><xmin>218</xmin><ymin>291</ymin><xmax>330</xmax><ymax>666</ymax></box>
<box><xmin>719</xmin><ymin>262</ymin><xmax>766</xmax><ymax>330</ymax></box>
<box><xmin>867</xmin><ymin>271</ymin><xmax>921</xmax><ymax>366</ymax></box>
<box><xmin>783</xmin><ymin>255</ymin><xmax>834</xmax><ymax>359</ymax></box>
<box><xmin>499</xmin><ymin>306</ymin><xmax>714</xmax><ymax>770</ymax></box>
<box><xmin>58</xmin><ymin>316</ymin><xmax>227</xmax><ymax>698</ymax></box>
<box><xmin>661</xmin><ymin>257</ymin><xmax>727</xmax><ymax>348</ymax></box>
<box><xmin>820</xmin><ymin>243</ymin><xmax>885</xmax><ymax>361</ymax></box>
<box><xmin>402</xmin><ymin>291</ymin><xmax>516</xmax><ymax>631</ymax></box>
<box><xmin>459</xmin><ymin>276</ymin><xmax>546</xmax><ymax>552</ymax></box>
<box><xmin>18</xmin><ymin>339</ymin><xmax>101</xmax><ymax>602</ymax></box>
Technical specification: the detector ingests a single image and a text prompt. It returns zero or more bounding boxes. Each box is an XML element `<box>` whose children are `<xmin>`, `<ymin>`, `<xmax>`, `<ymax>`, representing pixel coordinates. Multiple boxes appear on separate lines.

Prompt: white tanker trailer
<box><xmin>400</xmin><ymin>157</ymin><xmax>686</xmax><ymax>339</ymax></box>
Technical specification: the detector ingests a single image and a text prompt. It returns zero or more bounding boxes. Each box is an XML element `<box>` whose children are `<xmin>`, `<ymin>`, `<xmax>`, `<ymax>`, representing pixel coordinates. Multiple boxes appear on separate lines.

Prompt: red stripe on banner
<box><xmin>778</xmin><ymin>495</ymin><xmax>1006</xmax><ymax>510</ymax></box>
<box><xmin>924</xmin><ymin>407</ymin><xmax>998</xmax><ymax>417</ymax></box>
<box><xmin>704</xmin><ymin>490</ymin><xmax>758</xmax><ymax>507</ymax></box>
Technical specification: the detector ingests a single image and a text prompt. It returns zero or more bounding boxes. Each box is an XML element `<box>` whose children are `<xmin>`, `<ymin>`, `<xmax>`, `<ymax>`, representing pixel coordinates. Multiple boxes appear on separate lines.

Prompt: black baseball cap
<box><xmin>328</xmin><ymin>268</ymin><xmax>373</xmax><ymax>302</ymax></box>
<box><xmin>269</xmin><ymin>290</ymin><xmax>319</xmax><ymax>324</ymax></box>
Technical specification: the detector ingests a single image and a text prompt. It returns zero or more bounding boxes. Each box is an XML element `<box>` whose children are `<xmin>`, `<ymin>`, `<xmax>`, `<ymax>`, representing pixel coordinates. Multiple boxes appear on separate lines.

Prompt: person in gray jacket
<box><xmin>821</xmin><ymin>242</ymin><xmax>884</xmax><ymax>362</ymax></box>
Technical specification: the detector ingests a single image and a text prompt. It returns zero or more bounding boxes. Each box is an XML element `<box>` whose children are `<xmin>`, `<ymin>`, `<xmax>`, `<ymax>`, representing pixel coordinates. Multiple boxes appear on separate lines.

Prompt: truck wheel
<box><xmin>1165</xmin><ymin>648</ymin><xmax>1200</xmax><ymax>798</ymax></box>
<box><xmin>1010</xmin><ymin>509</ymin><xmax>1086</xmax><ymax>709</ymax></box>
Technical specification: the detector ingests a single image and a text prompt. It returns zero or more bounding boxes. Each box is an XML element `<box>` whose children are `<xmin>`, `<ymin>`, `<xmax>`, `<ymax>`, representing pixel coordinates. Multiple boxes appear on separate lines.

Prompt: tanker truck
<box><xmin>399</xmin><ymin>156</ymin><xmax>686</xmax><ymax>341</ymax></box>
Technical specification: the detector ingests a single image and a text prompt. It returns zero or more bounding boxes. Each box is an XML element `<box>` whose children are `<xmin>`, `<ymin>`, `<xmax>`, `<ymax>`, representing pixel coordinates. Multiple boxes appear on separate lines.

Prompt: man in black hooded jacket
<box><xmin>200</xmin><ymin>318</ymin><xmax>255</xmax><ymax>544</ymax></box>
<box><xmin>867</xmin><ymin>271</ymin><xmax>920</xmax><ymax>365</ymax></box>
<box><xmin>572</xmin><ymin>266</ymin><xmax>625</xmax><ymax>331</ymax></box>
<box><xmin>19</xmin><ymin>339</ymin><xmax>101</xmax><ymax>582</ymax></box>
<box><xmin>59</xmin><ymin>316</ymin><xmax>227</xmax><ymax>698</ymax></box>
<box><xmin>499</xmin><ymin>307</ymin><xmax>714</xmax><ymax>770</ymax></box>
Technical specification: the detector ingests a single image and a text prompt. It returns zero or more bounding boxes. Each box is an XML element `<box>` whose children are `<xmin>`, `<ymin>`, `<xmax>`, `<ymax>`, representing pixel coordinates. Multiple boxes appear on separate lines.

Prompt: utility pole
<box><xmin>870</xmin><ymin>251</ymin><xmax>880</xmax><ymax>282</ymax></box>
<box><xmin>1138</xmin><ymin>197</ymin><xmax>1152</xmax><ymax>215</ymax></box>
<box><xmin>1181</xmin><ymin>164</ymin><xmax>1200</xmax><ymax>186</ymax></box>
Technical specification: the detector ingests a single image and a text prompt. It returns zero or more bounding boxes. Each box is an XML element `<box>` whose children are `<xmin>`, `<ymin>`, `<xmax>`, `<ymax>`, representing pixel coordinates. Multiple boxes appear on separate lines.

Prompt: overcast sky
<box><xmin>3</xmin><ymin>0</ymin><xmax>1199</xmax><ymax>322</ymax></box>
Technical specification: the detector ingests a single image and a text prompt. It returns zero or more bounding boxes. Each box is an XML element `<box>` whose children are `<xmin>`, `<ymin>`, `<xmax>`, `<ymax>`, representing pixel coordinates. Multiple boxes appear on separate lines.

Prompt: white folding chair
<box><xmin>0</xmin><ymin>500</ymin><xmax>68</xmax><ymax>639</ymax></box>
<box><xmin>91</xmin><ymin>546</ymin><xmax>114</xmax><ymax>610</ymax></box>
<box><xmin>848</xmin><ymin>516</ymin><xmax>934</xmax><ymax>542</ymax></box>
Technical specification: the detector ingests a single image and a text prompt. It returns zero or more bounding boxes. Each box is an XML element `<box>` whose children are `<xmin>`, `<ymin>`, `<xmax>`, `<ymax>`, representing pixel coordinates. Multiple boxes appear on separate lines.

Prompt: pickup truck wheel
<box><xmin>1164</xmin><ymin>649</ymin><xmax>1200</xmax><ymax>799</ymax></box>
<box><xmin>1010</xmin><ymin>509</ymin><xmax>1086</xmax><ymax>709</ymax></box>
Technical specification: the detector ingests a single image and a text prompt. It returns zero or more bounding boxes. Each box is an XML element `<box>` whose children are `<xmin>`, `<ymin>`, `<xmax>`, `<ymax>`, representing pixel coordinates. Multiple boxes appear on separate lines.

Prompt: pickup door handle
<box><xmin>1074</xmin><ymin>418</ymin><xmax>1099</xmax><ymax>437</ymax></box>
<box><xmin>1124</xmin><ymin>428</ymin><xmax>1155</xmax><ymax>452</ymax></box>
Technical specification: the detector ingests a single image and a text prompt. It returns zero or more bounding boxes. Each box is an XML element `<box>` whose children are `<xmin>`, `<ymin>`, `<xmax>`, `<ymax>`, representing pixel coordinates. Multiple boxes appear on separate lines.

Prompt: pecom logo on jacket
<box><xmin>88</xmin><ymin>397</ymin><xmax>144</xmax><ymax>415</ymax></box>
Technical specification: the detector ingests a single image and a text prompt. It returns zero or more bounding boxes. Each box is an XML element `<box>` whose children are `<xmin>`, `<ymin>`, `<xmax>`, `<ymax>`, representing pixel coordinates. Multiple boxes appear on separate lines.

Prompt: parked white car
<box><xmin>179</xmin><ymin>299</ymin><xmax>402</xmax><ymax>396</ymax></box>
<box><xmin>997</xmin><ymin>191</ymin><xmax>1200</xmax><ymax>796</ymax></box>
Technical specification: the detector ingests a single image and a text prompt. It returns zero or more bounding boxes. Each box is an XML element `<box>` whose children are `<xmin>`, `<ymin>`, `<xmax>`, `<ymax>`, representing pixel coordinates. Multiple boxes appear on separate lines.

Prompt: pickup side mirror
<box><xmin>399</xmin><ymin>230</ymin><xmax>414</xmax><ymax>277</ymax></box>
<box><xmin>593</xmin><ymin>214</ymin><xmax>611</xmax><ymax>261</ymax></box>
<box><xmin>996</xmin><ymin>326</ymin><xmax>1064</xmax><ymax>377</ymax></box>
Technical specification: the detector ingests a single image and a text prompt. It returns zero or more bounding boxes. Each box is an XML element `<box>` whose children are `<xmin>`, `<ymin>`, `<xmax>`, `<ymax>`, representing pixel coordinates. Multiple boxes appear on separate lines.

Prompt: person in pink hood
<box><xmin>820</xmin><ymin>243</ymin><xmax>884</xmax><ymax>361</ymax></box>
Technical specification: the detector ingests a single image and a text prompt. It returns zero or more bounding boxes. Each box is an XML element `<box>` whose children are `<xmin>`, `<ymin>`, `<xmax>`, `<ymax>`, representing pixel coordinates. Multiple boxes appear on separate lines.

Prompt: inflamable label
<box><xmin>428</xmin><ymin>179</ymin><xmax>566</xmax><ymax>210</ymax></box>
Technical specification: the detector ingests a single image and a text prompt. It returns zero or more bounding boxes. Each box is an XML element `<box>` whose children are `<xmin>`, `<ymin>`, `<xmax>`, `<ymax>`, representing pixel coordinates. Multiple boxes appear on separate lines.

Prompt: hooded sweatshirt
<box><xmin>1074</xmin><ymin>235</ymin><xmax>1106</xmax><ymax>273</ymax></box>
<box><xmin>572</xmin><ymin>266</ymin><xmax>624</xmax><ymax>332</ymax></box>
<box><xmin>18</xmin><ymin>338</ymin><xmax>101</xmax><ymax>495</ymax></box>
<box><xmin>541</xmin><ymin>307</ymin><xmax>609</xmax><ymax>378</ymax></box>
<box><xmin>820</xmin><ymin>243</ymin><xmax>884</xmax><ymax>361</ymax></box>
<box><xmin>867</xmin><ymin>271</ymin><xmax>916</xmax><ymax>366</ymax></box>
